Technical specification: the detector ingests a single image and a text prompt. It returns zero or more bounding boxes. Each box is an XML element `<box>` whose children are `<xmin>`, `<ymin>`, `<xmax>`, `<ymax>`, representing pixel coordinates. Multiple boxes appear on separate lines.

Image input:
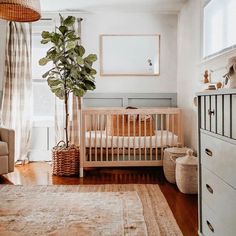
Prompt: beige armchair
<box><xmin>0</xmin><ymin>127</ymin><xmax>15</xmax><ymax>175</ymax></box>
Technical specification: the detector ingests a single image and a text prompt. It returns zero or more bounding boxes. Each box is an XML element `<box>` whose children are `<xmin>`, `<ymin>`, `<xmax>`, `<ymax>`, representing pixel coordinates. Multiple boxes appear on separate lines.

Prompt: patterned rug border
<box><xmin>0</xmin><ymin>184</ymin><xmax>183</xmax><ymax>236</ymax></box>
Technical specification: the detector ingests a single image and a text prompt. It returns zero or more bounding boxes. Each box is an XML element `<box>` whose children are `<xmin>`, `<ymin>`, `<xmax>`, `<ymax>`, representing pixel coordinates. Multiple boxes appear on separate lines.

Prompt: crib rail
<box><xmin>80</xmin><ymin>107</ymin><xmax>183</xmax><ymax>177</ymax></box>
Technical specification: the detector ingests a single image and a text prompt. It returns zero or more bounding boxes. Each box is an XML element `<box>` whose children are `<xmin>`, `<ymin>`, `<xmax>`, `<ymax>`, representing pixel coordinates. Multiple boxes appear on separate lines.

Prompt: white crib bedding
<box><xmin>85</xmin><ymin>130</ymin><xmax>178</xmax><ymax>148</ymax></box>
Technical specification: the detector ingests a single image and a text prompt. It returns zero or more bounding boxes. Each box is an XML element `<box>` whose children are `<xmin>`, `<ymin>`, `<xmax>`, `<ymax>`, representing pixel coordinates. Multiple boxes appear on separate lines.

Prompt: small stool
<box><xmin>176</xmin><ymin>150</ymin><xmax>198</xmax><ymax>194</ymax></box>
<box><xmin>163</xmin><ymin>147</ymin><xmax>191</xmax><ymax>184</ymax></box>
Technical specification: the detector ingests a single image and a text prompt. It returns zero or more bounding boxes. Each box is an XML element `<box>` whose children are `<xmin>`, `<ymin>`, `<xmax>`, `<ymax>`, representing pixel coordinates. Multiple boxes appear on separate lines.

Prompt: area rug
<box><xmin>0</xmin><ymin>185</ymin><xmax>183</xmax><ymax>236</ymax></box>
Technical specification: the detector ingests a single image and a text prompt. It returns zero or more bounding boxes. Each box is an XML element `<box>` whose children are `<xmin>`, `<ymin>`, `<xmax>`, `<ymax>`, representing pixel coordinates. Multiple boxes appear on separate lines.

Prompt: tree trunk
<box><xmin>65</xmin><ymin>92</ymin><xmax>69</xmax><ymax>148</ymax></box>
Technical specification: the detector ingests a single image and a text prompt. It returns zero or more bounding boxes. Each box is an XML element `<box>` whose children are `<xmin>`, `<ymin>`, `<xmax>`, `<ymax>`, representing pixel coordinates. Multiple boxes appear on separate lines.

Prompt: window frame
<box><xmin>202</xmin><ymin>0</ymin><xmax>236</xmax><ymax>60</ymax></box>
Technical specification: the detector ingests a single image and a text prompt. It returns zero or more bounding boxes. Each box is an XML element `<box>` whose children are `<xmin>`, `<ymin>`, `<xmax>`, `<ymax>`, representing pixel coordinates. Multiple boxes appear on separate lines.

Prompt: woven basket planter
<box><xmin>163</xmin><ymin>147</ymin><xmax>190</xmax><ymax>184</ymax></box>
<box><xmin>52</xmin><ymin>142</ymin><xmax>80</xmax><ymax>176</ymax></box>
<box><xmin>176</xmin><ymin>150</ymin><xmax>198</xmax><ymax>194</ymax></box>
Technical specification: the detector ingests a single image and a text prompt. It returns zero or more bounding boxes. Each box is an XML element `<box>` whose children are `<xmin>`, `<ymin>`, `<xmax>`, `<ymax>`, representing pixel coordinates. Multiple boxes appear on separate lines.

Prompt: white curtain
<box><xmin>54</xmin><ymin>18</ymin><xmax>82</xmax><ymax>147</ymax></box>
<box><xmin>0</xmin><ymin>22</ymin><xmax>32</xmax><ymax>162</ymax></box>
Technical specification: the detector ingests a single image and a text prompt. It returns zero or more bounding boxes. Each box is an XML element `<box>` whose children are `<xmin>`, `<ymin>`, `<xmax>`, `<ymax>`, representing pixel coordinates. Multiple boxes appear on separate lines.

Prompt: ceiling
<box><xmin>40</xmin><ymin>0</ymin><xmax>187</xmax><ymax>13</ymax></box>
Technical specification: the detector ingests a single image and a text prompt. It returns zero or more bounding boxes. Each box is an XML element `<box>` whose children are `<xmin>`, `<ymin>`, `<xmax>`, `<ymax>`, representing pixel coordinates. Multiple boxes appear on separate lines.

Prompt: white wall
<box><xmin>82</xmin><ymin>12</ymin><xmax>178</xmax><ymax>93</ymax></box>
<box><xmin>177</xmin><ymin>0</ymin><xmax>201</xmax><ymax>151</ymax></box>
<box><xmin>0</xmin><ymin>13</ymin><xmax>178</xmax><ymax>95</ymax></box>
<box><xmin>177</xmin><ymin>0</ymin><xmax>236</xmax><ymax>151</ymax></box>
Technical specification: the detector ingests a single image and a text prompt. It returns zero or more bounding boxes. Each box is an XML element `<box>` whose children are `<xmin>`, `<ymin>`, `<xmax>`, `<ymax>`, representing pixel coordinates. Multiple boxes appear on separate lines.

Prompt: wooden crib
<box><xmin>80</xmin><ymin>107</ymin><xmax>184</xmax><ymax>177</ymax></box>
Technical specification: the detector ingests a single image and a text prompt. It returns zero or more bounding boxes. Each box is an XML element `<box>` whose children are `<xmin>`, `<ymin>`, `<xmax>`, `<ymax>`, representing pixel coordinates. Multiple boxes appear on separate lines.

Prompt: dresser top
<box><xmin>196</xmin><ymin>88</ymin><xmax>236</xmax><ymax>96</ymax></box>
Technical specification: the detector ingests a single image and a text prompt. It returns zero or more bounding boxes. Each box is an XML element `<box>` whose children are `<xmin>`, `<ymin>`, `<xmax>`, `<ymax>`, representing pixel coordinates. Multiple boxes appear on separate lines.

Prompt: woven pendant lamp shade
<box><xmin>0</xmin><ymin>0</ymin><xmax>41</xmax><ymax>22</ymax></box>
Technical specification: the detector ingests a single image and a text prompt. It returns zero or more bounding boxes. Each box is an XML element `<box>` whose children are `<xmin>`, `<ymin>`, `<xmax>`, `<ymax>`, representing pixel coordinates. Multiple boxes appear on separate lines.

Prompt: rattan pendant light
<box><xmin>0</xmin><ymin>0</ymin><xmax>41</xmax><ymax>22</ymax></box>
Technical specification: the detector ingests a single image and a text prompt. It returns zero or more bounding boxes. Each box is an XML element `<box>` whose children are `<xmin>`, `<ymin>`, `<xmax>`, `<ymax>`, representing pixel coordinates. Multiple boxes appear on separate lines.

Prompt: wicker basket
<box><xmin>176</xmin><ymin>150</ymin><xmax>198</xmax><ymax>194</ymax></box>
<box><xmin>163</xmin><ymin>147</ymin><xmax>190</xmax><ymax>184</ymax></box>
<box><xmin>52</xmin><ymin>141</ymin><xmax>80</xmax><ymax>176</ymax></box>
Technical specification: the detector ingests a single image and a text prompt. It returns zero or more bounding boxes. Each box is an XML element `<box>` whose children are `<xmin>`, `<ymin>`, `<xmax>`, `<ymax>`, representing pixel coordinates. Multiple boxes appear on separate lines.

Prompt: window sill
<box><xmin>200</xmin><ymin>47</ymin><xmax>236</xmax><ymax>66</ymax></box>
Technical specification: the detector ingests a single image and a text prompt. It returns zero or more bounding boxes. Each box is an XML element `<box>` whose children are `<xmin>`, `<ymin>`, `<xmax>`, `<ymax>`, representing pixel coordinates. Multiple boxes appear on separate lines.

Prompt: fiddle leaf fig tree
<box><xmin>39</xmin><ymin>15</ymin><xmax>97</xmax><ymax>148</ymax></box>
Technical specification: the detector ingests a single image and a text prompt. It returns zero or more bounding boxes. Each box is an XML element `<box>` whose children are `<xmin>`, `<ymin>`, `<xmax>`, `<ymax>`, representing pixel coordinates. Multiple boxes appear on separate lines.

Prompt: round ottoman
<box><xmin>176</xmin><ymin>150</ymin><xmax>198</xmax><ymax>194</ymax></box>
<box><xmin>163</xmin><ymin>147</ymin><xmax>191</xmax><ymax>184</ymax></box>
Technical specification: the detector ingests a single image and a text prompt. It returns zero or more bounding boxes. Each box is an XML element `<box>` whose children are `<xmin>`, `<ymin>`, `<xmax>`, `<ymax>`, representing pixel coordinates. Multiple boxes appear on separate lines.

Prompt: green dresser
<box><xmin>197</xmin><ymin>89</ymin><xmax>236</xmax><ymax>236</ymax></box>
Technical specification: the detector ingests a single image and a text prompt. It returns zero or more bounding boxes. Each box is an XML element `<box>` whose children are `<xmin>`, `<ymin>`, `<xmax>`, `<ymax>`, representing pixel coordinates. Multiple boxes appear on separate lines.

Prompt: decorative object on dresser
<box><xmin>39</xmin><ymin>15</ymin><xmax>97</xmax><ymax>176</ymax></box>
<box><xmin>223</xmin><ymin>57</ymin><xmax>236</xmax><ymax>89</ymax></box>
<box><xmin>197</xmin><ymin>89</ymin><xmax>236</xmax><ymax>236</ymax></box>
<box><xmin>163</xmin><ymin>147</ymin><xmax>191</xmax><ymax>184</ymax></box>
<box><xmin>175</xmin><ymin>149</ymin><xmax>198</xmax><ymax>194</ymax></box>
<box><xmin>203</xmin><ymin>70</ymin><xmax>210</xmax><ymax>84</ymax></box>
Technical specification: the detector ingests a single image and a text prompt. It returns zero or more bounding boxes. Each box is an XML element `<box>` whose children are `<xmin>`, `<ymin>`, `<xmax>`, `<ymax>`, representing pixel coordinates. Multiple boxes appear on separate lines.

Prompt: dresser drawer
<box><xmin>201</xmin><ymin>166</ymin><xmax>236</xmax><ymax>235</ymax></box>
<box><xmin>202</xmin><ymin>202</ymin><xmax>232</xmax><ymax>236</ymax></box>
<box><xmin>199</xmin><ymin>94</ymin><xmax>236</xmax><ymax>138</ymax></box>
<box><xmin>200</xmin><ymin>132</ymin><xmax>236</xmax><ymax>188</ymax></box>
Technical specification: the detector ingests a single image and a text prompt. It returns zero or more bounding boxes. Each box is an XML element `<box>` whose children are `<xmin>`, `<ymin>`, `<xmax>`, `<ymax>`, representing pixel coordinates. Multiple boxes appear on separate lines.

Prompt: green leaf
<box><xmin>50</xmin><ymin>84</ymin><xmax>65</xmax><ymax>100</ymax></box>
<box><xmin>41</xmin><ymin>39</ymin><xmax>50</xmax><ymax>44</ymax></box>
<box><xmin>51</xmin><ymin>33</ymin><xmax>61</xmax><ymax>45</ymax></box>
<box><xmin>59</xmin><ymin>26</ymin><xmax>68</xmax><ymax>35</ymax></box>
<box><xmin>66</xmin><ymin>41</ymin><xmax>75</xmax><ymax>50</ymax></box>
<box><xmin>48</xmin><ymin>77</ymin><xmax>63</xmax><ymax>87</ymax></box>
<box><xmin>89</xmin><ymin>68</ymin><xmax>97</xmax><ymax>76</ymax></box>
<box><xmin>84</xmin><ymin>80</ymin><xmax>96</xmax><ymax>90</ymax></box>
<box><xmin>42</xmin><ymin>70</ymin><xmax>50</xmax><ymax>78</ymax></box>
<box><xmin>39</xmin><ymin>57</ymin><xmax>49</xmax><ymax>66</ymax></box>
<box><xmin>78</xmin><ymin>45</ymin><xmax>85</xmax><ymax>56</ymax></box>
<box><xmin>85</xmin><ymin>54</ymin><xmax>97</xmax><ymax>63</ymax></box>
<box><xmin>41</xmin><ymin>31</ymin><xmax>51</xmax><ymax>39</ymax></box>
<box><xmin>76</xmin><ymin>56</ymin><xmax>84</xmax><ymax>65</ymax></box>
<box><xmin>64</xmin><ymin>16</ymin><xmax>76</xmax><ymax>26</ymax></box>
<box><xmin>73</xmin><ymin>86</ymin><xmax>85</xmax><ymax>97</ymax></box>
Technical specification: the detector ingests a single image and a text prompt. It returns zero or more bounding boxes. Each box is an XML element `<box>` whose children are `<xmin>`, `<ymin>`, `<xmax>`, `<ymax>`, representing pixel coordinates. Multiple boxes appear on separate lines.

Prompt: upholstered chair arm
<box><xmin>0</xmin><ymin>127</ymin><xmax>15</xmax><ymax>172</ymax></box>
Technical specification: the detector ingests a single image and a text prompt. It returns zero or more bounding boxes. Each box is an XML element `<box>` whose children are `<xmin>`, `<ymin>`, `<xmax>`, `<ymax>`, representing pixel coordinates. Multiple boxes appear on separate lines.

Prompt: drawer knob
<box><xmin>205</xmin><ymin>148</ymin><xmax>213</xmax><ymax>157</ymax></box>
<box><xmin>206</xmin><ymin>184</ymin><xmax>213</xmax><ymax>194</ymax></box>
<box><xmin>208</xmin><ymin>109</ymin><xmax>215</xmax><ymax>116</ymax></box>
<box><xmin>206</xmin><ymin>220</ymin><xmax>214</xmax><ymax>233</ymax></box>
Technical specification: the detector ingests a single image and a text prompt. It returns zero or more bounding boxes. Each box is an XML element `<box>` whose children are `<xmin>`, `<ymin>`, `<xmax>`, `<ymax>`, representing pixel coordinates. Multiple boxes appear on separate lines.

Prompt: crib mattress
<box><xmin>85</xmin><ymin>130</ymin><xmax>178</xmax><ymax>148</ymax></box>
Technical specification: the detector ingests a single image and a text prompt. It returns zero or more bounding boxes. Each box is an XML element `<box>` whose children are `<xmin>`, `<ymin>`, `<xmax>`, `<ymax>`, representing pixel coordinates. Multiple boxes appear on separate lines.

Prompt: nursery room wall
<box><xmin>0</xmin><ymin>12</ymin><xmax>178</xmax><ymax>103</ymax></box>
<box><xmin>81</xmin><ymin>12</ymin><xmax>178</xmax><ymax>93</ymax></box>
<box><xmin>177</xmin><ymin>0</ymin><xmax>201</xmax><ymax>151</ymax></box>
<box><xmin>177</xmin><ymin>0</ymin><xmax>236</xmax><ymax>151</ymax></box>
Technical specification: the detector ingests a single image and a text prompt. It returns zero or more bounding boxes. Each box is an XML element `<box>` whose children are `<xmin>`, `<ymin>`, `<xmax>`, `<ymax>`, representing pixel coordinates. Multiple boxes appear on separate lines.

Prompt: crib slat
<box><xmin>161</xmin><ymin>114</ymin><xmax>164</xmax><ymax>160</ymax></box>
<box><xmin>172</xmin><ymin>114</ymin><xmax>175</xmax><ymax>146</ymax></box>
<box><xmin>89</xmin><ymin>115</ymin><xmax>92</xmax><ymax>162</ymax></box>
<box><xmin>139</xmin><ymin>114</ymin><xmax>141</xmax><ymax>160</ymax></box>
<box><xmin>178</xmin><ymin>110</ymin><xmax>182</xmax><ymax>146</ymax></box>
<box><xmin>144</xmin><ymin>116</ymin><xmax>147</xmax><ymax>161</ymax></box>
<box><xmin>122</xmin><ymin>114</ymin><xmax>125</xmax><ymax>161</ymax></box>
<box><xmin>105</xmin><ymin>115</ymin><xmax>108</xmax><ymax>161</ymax></box>
<box><xmin>100</xmin><ymin>114</ymin><xmax>103</xmax><ymax>161</ymax></box>
<box><xmin>128</xmin><ymin>114</ymin><xmax>130</xmax><ymax>161</ymax></box>
<box><xmin>95</xmin><ymin>114</ymin><xmax>97</xmax><ymax>162</ymax></box>
<box><xmin>166</xmin><ymin>114</ymin><xmax>170</xmax><ymax>147</ymax></box>
<box><xmin>111</xmin><ymin>115</ymin><xmax>114</xmax><ymax>161</ymax></box>
<box><xmin>150</xmin><ymin>115</ymin><xmax>152</xmax><ymax>160</ymax></box>
<box><xmin>117</xmin><ymin>114</ymin><xmax>119</xmax><ymax>160</ymax></box>
<box><xmin>133</xmin><ymin>114</ymin><xmax>136</xmax><ymax>160</ymax></box>
<box><xmin>155</xmin><ymin>114</ymin><xmax>158</xmax><ymax>161</ymax></box>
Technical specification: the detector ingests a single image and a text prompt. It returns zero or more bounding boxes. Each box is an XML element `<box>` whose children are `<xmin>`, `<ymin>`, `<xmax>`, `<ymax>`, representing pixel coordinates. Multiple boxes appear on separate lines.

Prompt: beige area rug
<box><xmin>0</xmin><ymin>185</ymin><xmax>183</xmax><ymax>236</ymax></box>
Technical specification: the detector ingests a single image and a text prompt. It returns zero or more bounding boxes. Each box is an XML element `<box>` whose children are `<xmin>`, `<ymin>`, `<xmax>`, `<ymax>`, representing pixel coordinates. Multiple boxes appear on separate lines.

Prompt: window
<box><xmin>203</xmin><ymin>0</ymin><xmax>236</xmax><ymax>58</ymax></box>
<box><xmin>32</xmin><ymin>19</ymin><xmax>55</xmax><ymax>123</ymax></box>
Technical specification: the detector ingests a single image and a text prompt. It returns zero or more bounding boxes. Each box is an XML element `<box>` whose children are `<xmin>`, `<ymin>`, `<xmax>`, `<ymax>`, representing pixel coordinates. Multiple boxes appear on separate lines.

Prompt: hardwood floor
<box><xmin>1</xmin><ymin>162</ymin><xmax>198</xmax><ymax>236</ymax></box>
